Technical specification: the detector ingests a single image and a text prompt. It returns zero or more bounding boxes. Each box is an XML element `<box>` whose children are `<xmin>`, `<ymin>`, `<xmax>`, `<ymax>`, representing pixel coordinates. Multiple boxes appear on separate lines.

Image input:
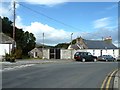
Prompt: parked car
<box><xmin>116</xmin><ymin>56</ymin><xmax>120</xmax><ymax>62</ymax></box>
<box><xmin>98</xmin><ymin>55</ymin><xmax>116</xmax><ymax>62</ymax></box>
<box><xmin>74</xmin><ymin>52</ymin><xmax>97</xmax><ymax>62</ymax></box>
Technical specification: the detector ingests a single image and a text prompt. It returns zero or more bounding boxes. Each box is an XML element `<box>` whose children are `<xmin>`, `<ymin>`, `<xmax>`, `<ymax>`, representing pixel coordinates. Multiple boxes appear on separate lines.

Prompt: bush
<box><xmin>5</xmin><ymin>53</ymin><xmax>10</xmax><ymax>61</ymax></box>
<box><xmin>15</xmin><ymin>49</ymin><xmax>22</xmax><ymax>59</ymax></box>
<box><xmin>5</xmin><ymin>53</ymin><xmax>16</xmax><ymax>62</ymax></box>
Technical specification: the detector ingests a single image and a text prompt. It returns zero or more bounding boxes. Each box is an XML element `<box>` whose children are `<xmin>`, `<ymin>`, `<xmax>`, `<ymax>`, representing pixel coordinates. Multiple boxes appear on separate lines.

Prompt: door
<box><xmin>50</xmin><ymin>49</ymin><xmax>55</xmax><ymax>59</ymax></box>
<box><xmin>49</xmin><ymin>49</ymin><xmax>61</xmax><ymax>59</ymax></box>
<box><xmin>55</xmin><ymin>49</ymin><xmax>60</xmax><ymax>59</ymax></box>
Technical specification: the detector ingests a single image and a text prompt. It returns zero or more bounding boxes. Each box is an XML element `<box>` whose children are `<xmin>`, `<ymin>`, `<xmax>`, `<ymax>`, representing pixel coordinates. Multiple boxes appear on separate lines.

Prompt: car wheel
<box><xmin>82</xmin><ymin>58</ymin><xmax>85</xmax><ymax>62</ymax></box>
<box><xmin>76</xmin><ymin>59</ymin><xmax>78</xmax><ymax>61</ymax></box>
<box><xmin>94</xmin><ymin>58</ymin><xmax>97</xmax><ymax>62</ymax></box>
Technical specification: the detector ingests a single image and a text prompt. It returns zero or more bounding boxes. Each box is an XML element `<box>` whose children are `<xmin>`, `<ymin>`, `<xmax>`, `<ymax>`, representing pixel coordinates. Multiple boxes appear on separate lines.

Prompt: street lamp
<box><xmin>71</xmin><ymin>33</ymin><xmax>73</xmax><ymax>59</ymax></box>
<box><xmin>43</xmin><ymin>32</ymin><xmax>44</xmax><ymax>49</ymax></box>
<box><xmin>71</xmin><ymin>33</ymin><xmax>73</xmax><ymax>47</ymax></box>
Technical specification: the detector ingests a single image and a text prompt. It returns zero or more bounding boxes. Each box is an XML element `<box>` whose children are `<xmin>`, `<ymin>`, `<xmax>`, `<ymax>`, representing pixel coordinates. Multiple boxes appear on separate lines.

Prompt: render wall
<box><xmin>0</xmin><ymin>44</ymin><xmax>12</xmax><ymax>56</ymax></box>
<box><xmin>43</xmin><ymin>49</ymin><xmax>119</xmax><ymax>60</ymax></box>
<box><xmin>61</xmin><ymin>49</ymin><xmax>119</xmax><ymax>59</ymax></box>
<box><xmin>85</xmin><ymin>49</ymin><xmax>119</xmax><ymax>58</ymax></box>
<box><xmin>43</xmin><ymin>49</ymin><xmax>49</xmax><ymax>59</ymax></box>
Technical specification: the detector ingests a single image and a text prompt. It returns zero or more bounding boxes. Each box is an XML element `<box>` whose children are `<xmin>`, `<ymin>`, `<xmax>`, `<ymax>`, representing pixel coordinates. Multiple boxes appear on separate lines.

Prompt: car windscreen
<box><xmin>75</xmin><ymin>52</ymin><xmax>80</xmax><ymax>56</ymax></box>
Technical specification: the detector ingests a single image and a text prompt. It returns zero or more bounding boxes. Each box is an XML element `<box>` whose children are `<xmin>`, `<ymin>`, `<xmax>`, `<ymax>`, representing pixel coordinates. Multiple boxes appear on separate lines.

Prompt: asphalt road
<box><xmin>2</xmin><ymin>61</ymin><xmax>118</xmax><ymax>88</ymax></box>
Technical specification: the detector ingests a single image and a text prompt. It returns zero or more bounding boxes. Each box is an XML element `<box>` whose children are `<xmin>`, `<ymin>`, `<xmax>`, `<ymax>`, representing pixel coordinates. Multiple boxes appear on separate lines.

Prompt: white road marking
<box><xmin>1</xmin><ymin>64</ymin><xmax>35</xmax><ymax>72</ymax></box>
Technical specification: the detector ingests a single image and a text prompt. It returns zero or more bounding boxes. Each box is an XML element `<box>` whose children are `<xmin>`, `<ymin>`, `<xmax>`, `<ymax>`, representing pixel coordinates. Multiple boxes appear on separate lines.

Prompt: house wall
<box><xmin>42</xmin><ymin>49</ymin><xmax>119</xmax><ymax>60</ymax></box>
<box><xmin>86</xmin><ymin>49</ymin><xmax>119</xmax><ymax>58</ymax></box>
<box><xmin>0</xmin><ymin>44</ymin><xmax>12</xmax><ymax>56</ymax></box>
<box><xmin>61</xmin><ymin>49</ymin><xmax>119</xmax><ymax>59</ymax></box>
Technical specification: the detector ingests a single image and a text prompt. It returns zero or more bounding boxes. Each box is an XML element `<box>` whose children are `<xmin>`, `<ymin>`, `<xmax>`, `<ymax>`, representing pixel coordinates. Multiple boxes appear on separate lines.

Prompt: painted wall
<box><xmin>0</xmin><ymin>44</ymin><xmax>12</xmax><ymax>56</ymax></box>
<box><xmin>84</xmin><ymin>49</ymin><xmax>119</xmax><ymax>58</ymax></box>
<box><xmin>43</xmin><ymin>49</ymin><xmax>119</xmax><ymax>59</ymax></box>
<box><xmin>43</xmin><ymin>49</ymin><xmax>49</xmax><ymax>59</ymax></box>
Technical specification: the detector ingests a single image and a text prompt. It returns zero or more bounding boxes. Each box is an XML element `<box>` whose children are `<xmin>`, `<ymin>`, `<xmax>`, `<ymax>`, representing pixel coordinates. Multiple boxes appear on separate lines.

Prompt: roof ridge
<box><xmin>84</xmin><ymin>39</ymin><xmax>104</xmax><ymax>42</ymax></box>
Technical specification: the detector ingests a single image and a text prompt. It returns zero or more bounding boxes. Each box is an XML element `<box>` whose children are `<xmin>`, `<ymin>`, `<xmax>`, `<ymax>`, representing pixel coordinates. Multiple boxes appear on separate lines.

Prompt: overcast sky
<box><xmin>1</xmin><ymin>0</ymin><xmax>119</xmax><ymax>46</ymax></box>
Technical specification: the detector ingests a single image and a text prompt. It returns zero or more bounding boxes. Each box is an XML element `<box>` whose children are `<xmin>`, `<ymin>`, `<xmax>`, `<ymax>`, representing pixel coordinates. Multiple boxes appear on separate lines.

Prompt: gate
<box><xmin>50</xmin><ymin>49</ymin><xmax>60</xmax><ymax>59</ymax></box>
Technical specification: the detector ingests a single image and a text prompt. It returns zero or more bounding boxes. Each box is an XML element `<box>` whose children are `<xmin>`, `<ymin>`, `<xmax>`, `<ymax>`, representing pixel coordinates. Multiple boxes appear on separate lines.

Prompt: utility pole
<box><xmin>42</xmin><ymin>32</ymin><xmax>44</xmax><ymax>59</ymax></box>
<box><xmin>13</xmin><ymin>1</ymin><xmax>16</xmax><ymax>54</ymax></box>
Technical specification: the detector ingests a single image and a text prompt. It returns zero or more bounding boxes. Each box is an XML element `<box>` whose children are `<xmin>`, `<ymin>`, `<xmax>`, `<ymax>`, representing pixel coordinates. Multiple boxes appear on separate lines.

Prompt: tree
<box><xmin>55</xmin><ymin>43</ymin><xmax>70</xmax><ymax>49</ymax></box>
<box><xmin>2</xmin><ymin>17</ymin><xmax>13</xmax><ymax>37</ymax></box>
<box><xmin>22</xmin><ymin>31</ymin><xmax>36</xmax><ymax>55</ymax></box>
<box><xmin>2</xmin><ymin>17</ymin><xmax>36</xmax><ymax>58</ymax></box>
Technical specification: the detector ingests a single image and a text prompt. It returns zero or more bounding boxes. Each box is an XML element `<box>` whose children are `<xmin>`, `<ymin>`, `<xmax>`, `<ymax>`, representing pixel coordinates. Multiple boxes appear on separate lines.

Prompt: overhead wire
<box><xmin>19</xmin><ymin>3</ymin><xmax>83</xmax><ymax>31</ymax></box>
<box><xmin>18</xmin><ymin>3</ymin><xmax>105</xmax><ymax>40</ymax></box>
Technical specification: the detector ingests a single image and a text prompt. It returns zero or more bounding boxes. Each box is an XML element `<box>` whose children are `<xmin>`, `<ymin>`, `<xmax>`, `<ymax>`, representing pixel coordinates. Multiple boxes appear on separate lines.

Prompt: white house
<box><xmin>0</xmin><ymin>33</ymin><xmax>14</xmax><ymax>59</ymax></box>
<box><xmin>68</xmin><ymin>36</ymin><xmax>119</xmax><ymax>58</ymax></box>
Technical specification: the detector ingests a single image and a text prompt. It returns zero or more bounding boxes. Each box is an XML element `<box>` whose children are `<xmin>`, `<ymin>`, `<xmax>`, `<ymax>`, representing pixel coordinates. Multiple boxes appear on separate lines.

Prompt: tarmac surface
<box><xmin>0</xmin><ymin>59</ymin><xmax>120</xmax><ymax>89</ymax></box>
<box><xmin>0</xmin><ymin>59</ymin><xmax>73</xmax><ymax>71</ymax></box>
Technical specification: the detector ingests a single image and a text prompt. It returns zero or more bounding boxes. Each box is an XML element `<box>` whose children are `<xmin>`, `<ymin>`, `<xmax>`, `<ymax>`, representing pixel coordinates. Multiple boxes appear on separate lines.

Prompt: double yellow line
<box><xmin>101</xmin><ymin>69</ymin><xmax>118</xmax><ymax>90</ymax></box>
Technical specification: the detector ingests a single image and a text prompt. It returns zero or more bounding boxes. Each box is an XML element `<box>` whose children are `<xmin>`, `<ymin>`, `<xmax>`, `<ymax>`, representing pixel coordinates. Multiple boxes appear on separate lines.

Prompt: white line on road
<box><xmin>1</xmin><ymin>64</ymin><xmax>35</xmax><ymax>72</ymax></box>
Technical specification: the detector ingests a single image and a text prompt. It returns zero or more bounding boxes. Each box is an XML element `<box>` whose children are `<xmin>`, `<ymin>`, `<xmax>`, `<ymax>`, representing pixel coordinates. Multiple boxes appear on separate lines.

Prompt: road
<box><xmin>2</xmin><ymin>61</ymin><xmax>119</xmax><ymax>89</ymax></box>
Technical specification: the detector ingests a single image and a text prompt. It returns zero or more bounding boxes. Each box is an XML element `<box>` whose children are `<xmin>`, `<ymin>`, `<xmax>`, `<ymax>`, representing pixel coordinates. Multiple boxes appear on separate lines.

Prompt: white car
<box><xmin>116</xmin><ymin>56</ymin><xmax>120</xmax><ymax>61</ymax></box>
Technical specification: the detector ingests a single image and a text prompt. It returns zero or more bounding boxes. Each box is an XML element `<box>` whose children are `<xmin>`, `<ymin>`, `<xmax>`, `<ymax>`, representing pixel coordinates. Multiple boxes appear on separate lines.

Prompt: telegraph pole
<box><xmin>13</xmin><ymin>1</ymin><xmax>16</xmax><ymax>54</ymax></box>
<box><xmin>42</xmin><ymin>32</ymin><xmax>44</xmax><ymax>59</ymax></box>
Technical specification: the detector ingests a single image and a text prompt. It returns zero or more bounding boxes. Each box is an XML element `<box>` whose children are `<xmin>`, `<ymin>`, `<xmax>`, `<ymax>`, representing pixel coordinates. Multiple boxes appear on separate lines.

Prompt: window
<box><xmin>88</xmin><ymin>52</ymin><xmax>92</xmax><ymax>55</ymax></box>
<box><xmin>101</xmin><ymin>50</ymin><xmax>102</xmax><ymax>56</ymax></box>
<box><xmin>113</xmin><ymin>50</ymin><xmax>114</xmax><ymax>55</ymax></box>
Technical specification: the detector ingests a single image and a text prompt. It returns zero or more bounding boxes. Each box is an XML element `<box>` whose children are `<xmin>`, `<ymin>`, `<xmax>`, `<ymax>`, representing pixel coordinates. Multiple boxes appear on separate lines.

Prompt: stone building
<box><xmin>28</xmin><ymin>48</ymin><xmax>43</xmax><ymax>58</ymax></box>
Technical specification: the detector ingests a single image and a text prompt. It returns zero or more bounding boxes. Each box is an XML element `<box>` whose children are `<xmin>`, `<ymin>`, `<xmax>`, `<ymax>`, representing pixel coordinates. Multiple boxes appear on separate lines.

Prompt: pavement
<box><xmin>113</xmin><ymin>69</ymin><xmax>120</xmax><ymax>90</ymax></box>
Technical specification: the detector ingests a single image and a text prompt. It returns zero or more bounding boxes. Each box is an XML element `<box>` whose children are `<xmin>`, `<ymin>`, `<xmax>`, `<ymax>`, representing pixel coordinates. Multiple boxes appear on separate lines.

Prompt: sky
<box><xmin>0</xmin><ymin>0</ymin><xmax>119</xmax><ymax>46</ymax></box>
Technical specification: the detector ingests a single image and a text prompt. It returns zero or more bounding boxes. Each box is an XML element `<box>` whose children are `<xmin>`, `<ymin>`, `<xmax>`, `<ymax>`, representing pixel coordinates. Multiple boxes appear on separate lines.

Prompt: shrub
<box><xmin>5</xmin><ymin>53</ymin><xmax>16</xmax><ymax>62</ymax></box>
<box><xmin>15</xmin><ymin>49</ymin><xmax>22</xmax><ymax>59</ymax></box>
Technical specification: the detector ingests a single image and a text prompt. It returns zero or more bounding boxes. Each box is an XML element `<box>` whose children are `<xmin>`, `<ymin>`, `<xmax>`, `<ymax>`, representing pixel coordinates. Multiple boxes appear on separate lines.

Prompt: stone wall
<box><xmin>61</xmin><ymin>49</ymin><xmax>75</xmax><ymax>59</ymax></box>
<box><xmin>29</xmin><ymin>48</ymin><xmax>42</xmax><ymax>58</ymax></box>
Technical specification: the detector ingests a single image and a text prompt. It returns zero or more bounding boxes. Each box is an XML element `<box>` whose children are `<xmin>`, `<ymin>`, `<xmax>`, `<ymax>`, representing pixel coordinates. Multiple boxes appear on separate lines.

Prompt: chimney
<box><xmin>76</xmin><ymin>36</ymin><xmax>83</xmax><ymax>44</ymax></box>
<box><xmin>104</xmin><ymin>36</ymin><xmax>112</xmax><ymax>43</ymax></box>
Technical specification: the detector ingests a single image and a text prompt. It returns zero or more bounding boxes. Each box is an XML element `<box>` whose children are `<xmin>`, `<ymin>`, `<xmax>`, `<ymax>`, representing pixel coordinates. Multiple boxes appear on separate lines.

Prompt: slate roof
<box><xmin>70</xmin><ymin>39</ymin><xmax>117</xmax><ymax>49</ymax></box>
<box><xmin>0</xmin><ymin>33</ymin><xmax>14</xmax><ymax>44</ymax></box>
<box><xmin>70</xmin><ymin>44</ymin><xmax>79</xmax><ymax>50</ymax></box>
<box><xmin>84</xmin><ymin>40</ymin><xmax>117</xmax><ymax>49</ymax></box>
